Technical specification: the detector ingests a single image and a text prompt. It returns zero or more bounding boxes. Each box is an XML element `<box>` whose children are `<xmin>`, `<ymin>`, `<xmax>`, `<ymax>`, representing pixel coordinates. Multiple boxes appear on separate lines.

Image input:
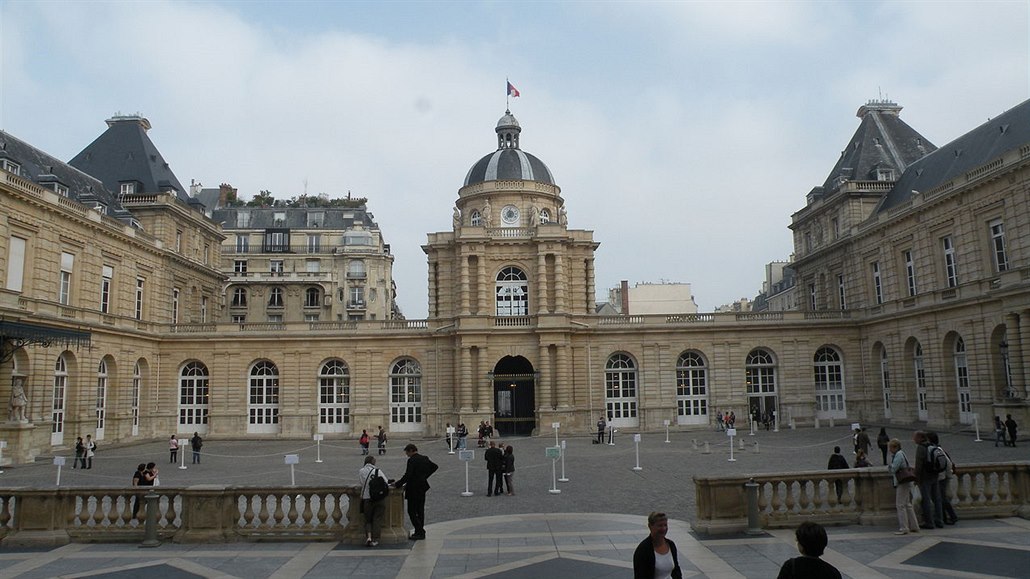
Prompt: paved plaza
<box><xmin>1</xmin><ymin>423</ymin><xmax>1028</xmax><ymax>577</ymax></box>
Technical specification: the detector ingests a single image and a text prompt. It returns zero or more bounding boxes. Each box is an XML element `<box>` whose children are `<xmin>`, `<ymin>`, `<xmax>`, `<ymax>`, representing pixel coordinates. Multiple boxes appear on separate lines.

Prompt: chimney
<box><xmin>219</xmin><ymin>183</ymin><xmax>236</xmax><ymax>207</ymax></box>
<box><xmin>621</xmin><ymin>280</ymin><xmax>630</xmax><ymax>315</ymax></box>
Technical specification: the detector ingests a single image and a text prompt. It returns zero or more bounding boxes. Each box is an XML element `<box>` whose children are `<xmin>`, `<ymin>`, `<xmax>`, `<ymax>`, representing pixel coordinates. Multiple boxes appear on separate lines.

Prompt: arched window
<box><xmin>268</xmin><ymin>287</ymin><xmax>284</xmax><ymax>308</ymax></box>
<box><xmin>95</xmin><ymin>359</ymin><xmax>108</xmax><ymax>439</ymax></box>
<box><xmin>305</xmin><ymin>287</ymin><xmax>321</xmax><ymax>308</ymax></box>
<box><xmin>676</xmin><ymin>351</ymin><xmax>708</xmax><ymax>425</ymax></box>
<box><xmin>231</xmin><ymin>287</ymin><xmax>247</xmax><ymax>307</ymax></box>
<box><xmin>914</xmin><ymin>343</ymin><xmax>928</xmax><ymax>421</ymax></box>
<box><xmin>248</xmin><ymin>361</ymin><xmax>280</xmax><ymax>433</ymax></box>
<box><xmin>132</xmin><ymin>361</ymin><xmax>142</xmax><ymax>436</ymax></box>
<box><xmin>179</xmin><ymin>361</ymin><xmax>210</xmax><ymax>433</ymax></box>
<box><xmin>954</xmin><ymin>337</ymin><xmax>972</xmax><ymax>423</ymax></box>
<box><xmin>880</xmin><ymin>346</ymin><xmax>892</xmax><ymax>418</ymax></box>
<box><xmin>539</xmin><ymin>208</ymin><xmax>550</xmax><ymax>224</ymax></box>
<box><xmin>745</xmin><ymin>349</ymin><xmax>778</xmax><ymax>420</ymax></box>
<box><xmin>495</xmin><ymin>266</ymin><xmax>528</xmax><ymax>317</ymax></box>
<box><xmin>390</xmin><ymin>359</ymin><xmax>422</xmax><ymax>431</ymax></box>
<box><xmin>470</xmin><ymin>210</ymin><xmax>482</xmax><ymax>227</ymax></box>
<box><xmin>814</xmin><ymin>347</ymin><xmax>845</xmax><ymax>418</ymax></box>
<box><xmin>51</xmin><ymin>354</ymin><xmax>68</xmax><ymax>445</ymax></box>
<box><xmin>605</xmin><ymin>353</ymin><xmax>638</xmax><ymax>426</ymax></box>
<box><xmin>319</xmin><ymin>360</ymin><xmax>350</xmax><ymax>433</ymax></box>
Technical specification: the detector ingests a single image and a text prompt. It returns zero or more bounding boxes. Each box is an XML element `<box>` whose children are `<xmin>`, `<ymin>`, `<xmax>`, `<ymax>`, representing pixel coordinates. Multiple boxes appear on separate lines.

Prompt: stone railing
<box><xmin>0</xmin><ymin>485</ymin><xmax>406</xmax><ymax>547</ymax></box>
<box><xmin>693</xmin><ymin>462</ymin><xmax>1030</xmax><ymax>534</ymax></box>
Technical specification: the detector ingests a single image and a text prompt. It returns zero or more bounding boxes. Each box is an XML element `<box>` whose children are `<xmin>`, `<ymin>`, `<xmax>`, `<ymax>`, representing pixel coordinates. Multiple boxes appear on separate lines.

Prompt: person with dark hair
<box><xmin>130</xmin><ymin>463</ymin><xmax>147</xmax><ymax>519</ymax></box>
<box><xmin>74</xmin><ymin>436</ymin><xmax>86</xmax><ymax>469</ymax></box>
<box><xmin>358</xmin><ymin>455</ymin><xmax>390</xmax><ymax>547</ymax></box>
<box><xmin>502</xmin><ymin>445</ymin><xmax>515</xmax><ymax>495</ymax></box>
<box><xmin>1005</xmin><ymin>414</ymin><xmax>1018</xmax><ymax>447</ymax></box>
<box><xmin>914</xmin><ymin>430</ymin><xmax>943</xmax><ymax>529</ymax></box>
<box><xmin>994</xmin><ymin>416</ymin><xmax>1007</xmax><ymax>447</ymax></box>
<box><xmin>928</xmin><ymin>432</ymin><xmax>958</xmax><ymax>525</ymax></box>
<box><xmin>484</xmin><ymin>441</ymin><xmax>504</xmax><ymax>496</ymax></box>
<box><xmin>776</xmin><ymin>521</ymin><xmax>842</xmax><ymax>579</ymax></box>
<box><xmin>876</xmin><ymin>427</ymin><xmax>890</xmax><ymax>465</ymax></box>
<box><xmin>888</xmin><ymin>438</ymin><xmax>920</xmax><ymax>535</ymax></box>
<box><xmin>393</xmin><ymin>443</ymin><xmax>438</xmax><ymax>540</ymax></box>
<box><xmin>190</xmin><ymin>432</ymin><xmax>203</xmax><ymax>464</ymax></box>
<box><xmin>827</xmin><ymin>446</ymin><xmax>849</xmax><ymax>501</ymax></box>
<box><xmin>632</xmin><ymin>511</ymin><xmax>682</xmax><ymax>579</ymax></box>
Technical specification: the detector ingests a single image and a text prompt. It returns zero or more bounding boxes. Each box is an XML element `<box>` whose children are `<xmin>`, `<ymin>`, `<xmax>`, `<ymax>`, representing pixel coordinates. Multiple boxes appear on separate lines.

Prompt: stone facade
<box><xmin>1</xmin><ymin>102</ymin><xmax>1028</xmax><ymax>465</ymax></box>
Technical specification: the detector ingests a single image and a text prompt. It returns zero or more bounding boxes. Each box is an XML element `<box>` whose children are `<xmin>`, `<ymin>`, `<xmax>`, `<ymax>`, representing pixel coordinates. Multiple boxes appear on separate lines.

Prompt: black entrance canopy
<box><xmin>0</xmin><ymin>320</ymin><xmax>92</xmax><ymax>363</ymax></box>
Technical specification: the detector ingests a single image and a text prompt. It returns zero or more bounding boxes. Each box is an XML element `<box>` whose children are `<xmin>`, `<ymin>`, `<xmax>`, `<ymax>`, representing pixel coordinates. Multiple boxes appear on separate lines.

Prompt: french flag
<box><xmin>507</xmin><ymin>81</ymin><xmax>520</xmax><ymax>98</ymax></box>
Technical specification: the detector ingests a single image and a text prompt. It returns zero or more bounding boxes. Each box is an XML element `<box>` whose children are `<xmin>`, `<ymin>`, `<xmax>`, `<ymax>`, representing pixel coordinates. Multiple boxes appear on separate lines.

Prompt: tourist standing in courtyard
<box><xmin>914</xmin><ymin>430</ymin><xmax>943</xmax><ymax>529</ymax></box>
<box><xmin>928</xmin><ymin>432</ymin><xmax>958</xmax><ymax>525</ymax></box>
<box><xmin>190</xmin><ymin>432</ymin><xmax>203</xmax><ymax>464</ymax></box>
<box><xmin>502</xmin><ymin>445</ymin><xmax>515</xmax><ymax>495</ymax></box>
<box><xmin>456</xmin><ymin>422</ymin><xmax>467</xmax><ymax>450</ymax></box>
<box><xmin>85</xmin><ymin>434</ymin><xmax>96</xmax><ymax>469</ymax></box>
<box><xmin>826</xmin><ymin>446</ymin><xmax>849</xmax><ymax>501</ymax></box>
<box><xmin>74</xmin><ymin>436</ymin><xmax>85</xmax><ymax>469</ymax></box>
<box><xmin>995</xmin><ymin>416</ymin><xmax>1007</xmax><ymax>446</ymax></box>
<box><xmin>485</xmin><ymin>441</ymin><xmax>504</xmax><ymax>496</ymax></box>
<box><xmin>776</xmin><ymin>521</ymin><xmax>842</xmax><ymax>579</ymax></box>
<box><xmin>359</xmin><ymin>429</ymin><xmax>370</xmax><ymax>455</ymax></box>
<box><xmin>394</xmin><ymin>443</ymin><xmax>438</xmax><ymax>540</ymax></box>
<box><xmin>633</xmin><ymin>511</ymin><xmax>682</xmax><ymax>579</ymax></box>
<box><xmin>358</xmin><ymin>455</ymin><xmax>390</xmax><ymax>547</ymax></box>
<box><xmin>1005</xmin><ymin>414</ymin><xmax>1018</xmax><ymax>447</ymax></box>
<box><xmin>597</xmin><ymin>415</ymin><xmax>607</xmax><ymax>442</ymax></box>
<box><xmin>876</xmin><ymin>427</ymin><xmax>890</xmax><ymax>465</ymax></box>
<box><xmin>856</xmin><ymin>428</ymin><xmax>871</xmax><ymax>457</ymax></box>
<box><xmin>376</xmin><ymin>426</ymin><xmax>387</xmax><ymax>455</ymax></box>
<box><xmin>168</xmin><ymin>435</ymin><xmax>179</xmax><ymax>463</ymax></box>
<box><xmin>888</xmin><ymin>438</ymin><xmax>919</xmax><ymax>535</ymax></box>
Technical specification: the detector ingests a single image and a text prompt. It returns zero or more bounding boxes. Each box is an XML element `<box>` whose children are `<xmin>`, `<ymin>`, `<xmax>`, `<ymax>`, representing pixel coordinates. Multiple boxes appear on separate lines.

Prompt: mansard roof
<box><xmin>212</xmin><ymin>206</ymin><xmax>379</xmax><ymax>230</ymax></box>
<box><xmin>877</xmin><ymin>98</ymin><xmax>1030</xmax><ymax>214</ymax></box>
<box><xmin>69</xmin><ymin>115</ymin><xmax>189</xmax><ymax>202</ymax></box>
<box><xmin>0</xmin><ymin>130</ymin><xmax>133</xmax><ymax>222</ymax></box>
<box><xmin>816</xmin><ymin>100</ymin><xmax>935</xmax><ymax>197</ymax></box>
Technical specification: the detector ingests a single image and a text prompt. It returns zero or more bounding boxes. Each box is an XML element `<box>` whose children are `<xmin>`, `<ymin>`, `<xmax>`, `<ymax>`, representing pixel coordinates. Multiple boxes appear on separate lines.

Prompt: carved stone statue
<box><xmin>528</xmin><ymin>206</ymin><xmax>537</xmax><ymax>226</ymax></box>
<box><xmin>452</xmin><ymin>206</ymin><xmax>461</xmax><ymax>229</ymax></box>
<box><xmin>8</xmin><ymin>376</ymin><xmax>28</xmax><ymax>422</ymax></box>
<box><xmin>482</xmin><ymin>200</ymin><xmax>492</xmax><ymax>226</ymax></box>
<box><xmin>558</xmin><ymin>204</ymin><xmax>568</xmax><ymax>225</ymax></box>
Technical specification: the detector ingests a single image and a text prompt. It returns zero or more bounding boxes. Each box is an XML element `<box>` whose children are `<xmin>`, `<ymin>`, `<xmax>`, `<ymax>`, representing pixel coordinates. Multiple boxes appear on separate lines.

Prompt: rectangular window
<box><xmin>6</xmin><ymin>236</ymin><xmax>26</xmax><ymax>292</ymax></box>
<box><xmin>904</xmin><ymin>250</ymin><xmax>916</xmax><ymax>296</ymax></box>
<box><xmin>872</xmin><ymin>261</ymin><xmax>883</xmax><ymax>305</ymax></box>
<box><xmin>2</xmin><ymin>160</ymin><xmax>21</xmax><ymax>175</ymax></box>
<box><xmin>232</xmin><ymin>314</ymin><xmax>246</xmax><ymax>324</ymax></box>
<box><xmin>306</xmin><ymin>259</ymin><xmax>320</xmax><ymax>273</ymax></box>
<box><xmin>308</xmin><ymin>234</ymin><xmax>321</xmax><ymax>253</ymax></box>
<box><xmin>268</xmin><ymin>314</ymin><xmax>283</xmax><ymax>323</ymax></box>
<box><xmin>54</xmin><ymin>183</ymin><xmax>69</xmax><ymax>197</ymax></box>
<box><xmin>237</xmin><ymin>211</ymin><xmax>251</xmax><ymax>228</ymax></box>
<box><xmin>989</xmin><ymin>219</ymin><xmax>1008</xmax><ymax>272</ymax></box>
<box><xmin>837</xmin><ymin>274</ymin><xmax>846</xmax><ymax>310</ymax></box>
<box><xmin>270</xmin><ymin>260</ymin><xmax>284</xmax><ymax>275</ymax></box>
<box><xmin>201</xmin><ymin>296</ymin><xmax>208</xmax><ymax>322</ymax></box>
<box><xmin>943</xmin><ymin>236</ymin><xmax>958</xmax><ymax>287</ymax></box>
<box><xmin>120</xmin><ymin>182</ymin><xmax>136</xmax><ymax>195</ymax></box>
<box><xmin>350</xmin><ymin>286</ymin><xmax>365</xmax><ymax>306</ymax></box>
<box><xmin>203</xmin><ymin>243</ymin><xmax>210</xmax><ymax>265</ymax></box>
<box><xmin>172</xmin><ymin>288</ymin><xmax>180</xmax><ymax>323</ymax></box>
<box><xmin>234</xmin><ymin>260</ymin><xmax>248</xmax><ymax>275</ymax></box>
<box><xmin>235</xmin><ymin>235</ymin><xmax>249</xmax><ymax>253</ymax></box>
<box><xmin>307</xmin><ymin>212</ymin><xmax>324</xmax><ymax>228</ymax></box>
<box><xmin>100</xmin><ymin>265</ymin><xmax>113</xmax><ymax>313</ymax></box>
<box><xmin>304</xmin><ymin>313</ymin><xmax>320</xmax><ymax>322</ymax></box>
<box><xmin>808</xmin><ymin>283</ymin><xmax>816</xmax><ymax>310</ymax></box>
<box><xmin>175</xmin><ymin>230</ymin><xmax>183</xmax><ymax>252</ymax></box>
<box><xmin>135</xmin><ymin>277</ymin><xmax>145</xmax><ymax>320</ymax></box>
<box><xmin>831</xmin><ymin>218</ymin><xmax>840</xmax><ymax>240</ymax></box>
<box><xmin>59</xmin><ymin>252</ymin><xmax>74</xmax><ymax>305</ymax></box>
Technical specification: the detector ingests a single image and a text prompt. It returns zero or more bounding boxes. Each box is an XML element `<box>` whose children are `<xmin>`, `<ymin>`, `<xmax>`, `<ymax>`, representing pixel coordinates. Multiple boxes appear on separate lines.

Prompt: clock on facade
<box><xmin>501</xmin><ymin>205</ymin><xmax>520</xmax><ymax>225</ymax></box>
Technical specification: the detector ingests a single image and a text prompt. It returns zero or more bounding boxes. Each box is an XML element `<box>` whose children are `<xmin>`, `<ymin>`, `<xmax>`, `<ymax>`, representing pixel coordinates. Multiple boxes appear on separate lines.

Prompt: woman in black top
<box><xmin>876</xmin><ymin>427</ymin><xmax>890</xmax><ymax>465</ymax></box>
<box><xmin>633</xmin><ymin>511</ymin><xmax>682</xmax><ymax>579</ymax></box>
<box><xmin>777</xmin><ymin>521</ymin><xmax>841</xmax><ymax>579</ymax></box>
<box><xmin>502</xmin><ymin>445</ymin><xmax>515</xmax><ymax>495</ymax></box>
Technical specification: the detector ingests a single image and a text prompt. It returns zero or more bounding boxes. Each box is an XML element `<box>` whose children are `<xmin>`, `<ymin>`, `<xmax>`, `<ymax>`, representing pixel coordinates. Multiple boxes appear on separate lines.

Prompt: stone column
<box><xmin>478</xmin><ymin>250</ymin><xmax>488</xmax><ymax>315</ymax></box>
<box><xmin>556</xmin><ymin>344</ymin><xmax>570</xmax><ymax>410</ymax></box>
<box><xmin>479</xmin><ymin>346</ymin><xmax>492</xmax><ymax>413</ymax></box>
<box><xmin>537</xmin><ymin>345</ymin><xmax>551</xmax><ymax>412</ymax></box>
<box><xmin>460</xmin><ymin>346</ymin><xmax>473</xmax><ymax>414</ymax></box>
<box><xmin>585</xmin><ymin>258</ymin><xmax>595</xmax><ymax>314</ymax></box>
<box><xmin>537</xmin><ymin>252</ymin><xmax>548</xmax><ymax>314</ymax></box>
<box><xmin>459</xmin><ymin>249</ymin><xmax>470</xmax><ymax>315</ymax></box>
<box><xmin>554</xmin><ymin>253</ymin><xmax>566</xmax><ymax>312</ymax></box>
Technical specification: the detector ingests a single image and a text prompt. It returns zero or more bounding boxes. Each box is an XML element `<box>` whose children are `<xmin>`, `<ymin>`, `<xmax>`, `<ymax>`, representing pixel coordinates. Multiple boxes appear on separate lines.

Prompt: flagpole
<box><xmin>506</xmin><ymin>78</ymin><xmax>509</xmax><ymax>109</ymax></box>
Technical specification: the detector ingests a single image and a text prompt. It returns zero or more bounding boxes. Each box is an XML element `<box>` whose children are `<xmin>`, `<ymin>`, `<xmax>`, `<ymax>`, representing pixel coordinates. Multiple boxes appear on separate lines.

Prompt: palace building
<box><xmin>1</xmin><ymin>99</ymin><xmax>1028</xmax><ymax>464</ymax></box>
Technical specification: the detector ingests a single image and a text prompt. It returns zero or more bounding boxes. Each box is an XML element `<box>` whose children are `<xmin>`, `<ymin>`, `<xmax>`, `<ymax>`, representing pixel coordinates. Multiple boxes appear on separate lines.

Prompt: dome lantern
<box><xmin>496</xmin><ymin>109</ymin><xmax>521</xmax><ymax>150</ymax></box>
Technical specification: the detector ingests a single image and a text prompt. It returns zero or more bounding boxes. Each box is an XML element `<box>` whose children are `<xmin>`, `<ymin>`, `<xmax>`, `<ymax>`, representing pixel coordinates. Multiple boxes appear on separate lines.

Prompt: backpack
<box><xmin>927</xmin><ymin>445</ymin><xmax>948</xmax><ymax>474</ymax></box>
<box><xmin>368</xmin><ymin>468</ymin><xmax>389</xmax><ymax>502</ymax></box>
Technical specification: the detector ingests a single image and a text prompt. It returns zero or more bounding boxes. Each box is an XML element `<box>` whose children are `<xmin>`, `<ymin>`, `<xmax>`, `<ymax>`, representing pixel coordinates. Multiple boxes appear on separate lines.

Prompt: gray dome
<box><xmin>463</xmin><ymin>110</ymin><xmax>555</xmax><ymax>187</ymax></box>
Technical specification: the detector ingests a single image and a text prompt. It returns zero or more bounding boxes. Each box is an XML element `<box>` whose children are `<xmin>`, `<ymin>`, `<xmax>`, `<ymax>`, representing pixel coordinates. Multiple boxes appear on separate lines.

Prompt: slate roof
<box><xmin>0</xmin><ymin>130</ymin><xmax>134</xmax><ymax>223</ymax></box>
<box><xmin>211</xmin><ymin>206</ymin><xmax>378</xmax><ymax>230</ymax></box>
<box><xmin>877</xmin><ymin>98</ymin><xmax>1030</xmax><ymax>214</ymax></box>
<box><xmin>813</xmin><ymin>101</ymin><xmax>935</xmax><ymax>199</ymax></box>
<box><xmin>464</xmin><ymin>110</ymin><xmax>555</xmax><ymax>187</ymax></box>
<box><xmin>69</xmin><ymin>115</ymin><xmax>190</xmax><ymax>203</ymax></box>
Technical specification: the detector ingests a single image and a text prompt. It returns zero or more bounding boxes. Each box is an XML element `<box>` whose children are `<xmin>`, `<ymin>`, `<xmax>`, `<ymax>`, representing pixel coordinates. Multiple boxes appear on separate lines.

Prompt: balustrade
<box><xmin>0</xmin><ymin>485</ymin><xmax>405</xmax><ymax>547</ymax></box>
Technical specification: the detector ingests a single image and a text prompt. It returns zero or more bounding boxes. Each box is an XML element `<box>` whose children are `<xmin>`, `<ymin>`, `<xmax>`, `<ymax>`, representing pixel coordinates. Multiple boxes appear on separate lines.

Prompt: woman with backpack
<box><xmin>358</xmin><ymin>456</ymin><xmax>390</xmax><ymax>547</ymax></box>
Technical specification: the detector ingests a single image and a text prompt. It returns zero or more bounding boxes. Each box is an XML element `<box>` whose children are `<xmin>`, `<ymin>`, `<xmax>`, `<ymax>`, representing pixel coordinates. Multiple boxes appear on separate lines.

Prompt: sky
<box><xmin>1</xmin><ymin>1</ymin><xmax>1028</xmax><ymax>318</ymax></box>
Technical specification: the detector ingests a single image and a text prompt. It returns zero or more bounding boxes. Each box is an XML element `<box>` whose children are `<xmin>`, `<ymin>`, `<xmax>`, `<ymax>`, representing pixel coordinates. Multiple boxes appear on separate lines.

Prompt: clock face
<box><xmin>501</xmin><ymin>205</ymin><xmax>520</xmax><ymax>225</ymax></box>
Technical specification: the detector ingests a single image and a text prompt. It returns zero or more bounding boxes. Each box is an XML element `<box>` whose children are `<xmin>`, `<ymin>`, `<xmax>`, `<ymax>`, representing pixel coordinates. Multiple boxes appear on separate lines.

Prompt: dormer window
<box><xmin>1</xmin><ymin>159</ymin><xmax>21</xmax><ymax>175</ymax></box>
<box><xmin>93</xmin><ymin>204</ymin><xmax>107</xmax><ymax>215</ymax></box>
<box><xmin>54</xmin><ymin>183</ymin><xmax>69</xmax><ymax>197</ymax></box>
<box><xmin>876</xmin><ymin>168</ymin><xmax>895</xmax><ymax>181</ymax></box>
<box><xmin>119</xmin><ymin>182</ymin><xmax>136</xmax><ymax>195</ymax></box>
<box><xmin>274</xmin><ymin>212</ymin><xmax>286</xmax><ymax>226</ymax></box>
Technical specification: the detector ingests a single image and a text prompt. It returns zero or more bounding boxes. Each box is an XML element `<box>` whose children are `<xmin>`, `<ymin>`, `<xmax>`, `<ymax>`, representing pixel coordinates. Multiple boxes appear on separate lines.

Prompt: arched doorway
<box><xmin>491</xmin><ymin>356</ymin><xmax>536</xmax><ymax>436</ymax></box>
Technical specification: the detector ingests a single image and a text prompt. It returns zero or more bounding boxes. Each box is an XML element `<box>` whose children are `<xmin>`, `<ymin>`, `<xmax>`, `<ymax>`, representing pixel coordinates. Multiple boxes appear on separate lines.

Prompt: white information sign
<box><xmin>545</xmin><ymin>446</ymin><xmax>561</xmax><ymax>459</ymax></box>
<box><xmin>551</xmin><ymin>422</ymin><xmax>561</xmax><ymax>428</ymax></box>
<box><xmin>851</xmin><ymin>423</ymin><xmax>861</xmax><ymax>431</ymax></box>
<box><xmin>313</xmin><ymin>434</ymin><xmax>324</xmax><ymax>441</ymax></box>
<box><xmin>726</xmin><ymin>428</ymin><xmax>737</xmax><ymax>437</ymax></box>
<box><xmin>53</xmin><ymin>456</ymin><xmax>66</xmax><ymax>466</ymax></box>
<box><xmin>633</xmin><ymin>433</ymin><xmax>642</xmax><ymax>443</ymax></box>
<box><xmin>663</xmin><ymin>419</ymin><xmax>670</xmax><ymax>426</ymax></box>
<box><xmin>284</xmin><ymin>454</ymin><xmax>300</xmax><ymax>465</ymax></box>
<box><xmin>458</xmin><ymin>450</ymin><xmax>475</xmax><ymax>462</ymax></box>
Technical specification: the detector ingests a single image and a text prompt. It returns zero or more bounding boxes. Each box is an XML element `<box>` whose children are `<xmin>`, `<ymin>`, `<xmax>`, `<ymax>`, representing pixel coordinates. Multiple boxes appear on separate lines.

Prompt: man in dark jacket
<box><xmin>1005</xmin><ymin>414</ymin><xmax>1018</xmax><ymax>447</ymax></box>
<box><xmin>827</xmin><ymin>446</ymin><xmax>849</xmax><ymax>501</ymax></box>
<box><xmin>913</xmin><ymin>430</ymin><xmax>943</xmax><ymax>529</ymax></box>
<box><xmin>394</xmin><ymin>443</ymin><xmax>438</xmax><ymax>540</ymax></box>
<box><xmin>484</xmin><ymin>441</ymin><xmax>504</xmax><ymax>496</ymax></box>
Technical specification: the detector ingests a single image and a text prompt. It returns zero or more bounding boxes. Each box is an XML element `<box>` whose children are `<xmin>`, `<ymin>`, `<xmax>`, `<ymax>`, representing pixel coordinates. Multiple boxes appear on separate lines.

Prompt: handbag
<box><xmin>896</xmin><ymin>453</ymin><xmax>916</xmax><ymax>483</ymax></box>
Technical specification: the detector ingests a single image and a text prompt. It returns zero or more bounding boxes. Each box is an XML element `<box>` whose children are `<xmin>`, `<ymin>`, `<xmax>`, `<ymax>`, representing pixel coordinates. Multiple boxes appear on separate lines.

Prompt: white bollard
<box><xmin>829</xmin><ymin>417</ymin><xmax>835</xmax><ymax>428</ymax></box>
<box><xmin>753</xmin><ymin>441</ymin><xmax>760</xmax><ymax>454</ymax></box>
<box><xmin>703</xmin><ymin>441</ymin><xmax>711</xmax><ymax>454</ymax></box>
<box><xmin>559</xmin><ymin>440</ymin><xmax>569</xmax><ymax>482</ymax></box>
<box><xmin>313</xmin><ymin>434</ymin><xmax>324</xmax><ymax>463</ymax></box>
<box><xmin>664</xmin><ymin>419</ymin><xmax>671</xmax><ymax>443</ymax></box>
<box><xmin>178</xmin><ymin>438</ymin><xmax>188</xmax><ymax>470</ymax></box>
<box><xmin>973</xmin><ymin>414</ymin><xmax>983</xmax><ymax>443</ymax></box>
<box><xmin>790</xmin><ymin>419</ymin><xmax>796</xmax><ymax>430</ymax></box>
<box><xmin>739</xmin><ymin>438</ymin><xmax>745</xmax><ymax>450</ymax></box>
<box><xmin>633</xmin><ymin>434</ymin><xmax>643</xmax><ymax>471</ymax></box>
<box><xmin>285</xmin><ymin>454</ymin><xmax>299</xmax><ymax>487</ymax></box>
<box><xmin>727</xmin><ymin>428</ymin><xmax>737</xmax><ymax>462</ymax></box>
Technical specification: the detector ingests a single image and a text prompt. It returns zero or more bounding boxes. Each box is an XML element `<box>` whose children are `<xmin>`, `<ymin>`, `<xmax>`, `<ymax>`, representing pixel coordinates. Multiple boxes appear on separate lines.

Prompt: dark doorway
<box><xmin>492</xmin><ymin>356</ymin><xmax>536</xmax><ymax>437</ymax></box>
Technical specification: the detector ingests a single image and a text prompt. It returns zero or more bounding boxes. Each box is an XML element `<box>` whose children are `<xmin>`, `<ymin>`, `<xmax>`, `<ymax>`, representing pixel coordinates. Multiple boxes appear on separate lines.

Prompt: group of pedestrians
<box><xmin>169</xmin><ymin>433</ymin><xmax>204</xmax><ymax>464</ymax></box>
<box><xmin>994</xmin><ymin>414</ymin><xmax>1019</xmax><ymax>447</ymax></box>
<box><xmin>357</xmin><ymin>427</ymin><xmax>389</xmax><ymax>455</ymax></box>
<box><xmin>886</xmin><ymin>430</ymin><xmax>958</xmax><ymax>535</ymax></box>
<box><xmin>713</xmin><ymin>410</ymin><xmax>736</xmax><ymax>431</ymax></box>
<box><xmin>72</xmin><ymin>434</ymin><xmax>97</xmax><ymax>469</ymax></box>
<box><xmin>130</xmin><ymin>462</ymin><xmax>160</xmax><ymax>519</ymax></box>
<box><xmin>484</xmin><ymin>441</ymin><xmax>516</xmax><ymax>496</ymax></box>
